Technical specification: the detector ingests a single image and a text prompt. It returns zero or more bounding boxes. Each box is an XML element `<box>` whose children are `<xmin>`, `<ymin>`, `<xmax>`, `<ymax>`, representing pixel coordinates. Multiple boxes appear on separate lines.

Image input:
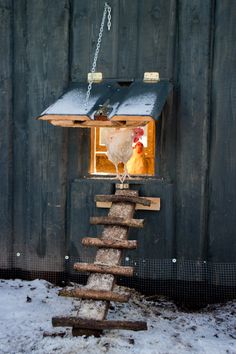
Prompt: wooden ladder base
<box><xmin>52</xmin><ymin>317</ymin><xmax>147</xmax><ymax>332</ymax></box>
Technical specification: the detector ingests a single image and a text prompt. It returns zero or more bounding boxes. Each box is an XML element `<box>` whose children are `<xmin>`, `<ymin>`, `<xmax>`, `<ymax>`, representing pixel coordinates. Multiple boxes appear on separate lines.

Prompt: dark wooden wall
<box><xmin>0</xmin><ymin>0</ymin><xmax>235</xmax><ymax>278</ymax></box>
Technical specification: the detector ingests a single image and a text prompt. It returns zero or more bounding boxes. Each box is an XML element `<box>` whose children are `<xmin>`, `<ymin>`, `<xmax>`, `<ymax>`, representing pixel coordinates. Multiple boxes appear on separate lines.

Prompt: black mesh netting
<box><xmin>1</xmin><ymin>254</ymin><xmax>236</xmax><ymax>307</ymax></box>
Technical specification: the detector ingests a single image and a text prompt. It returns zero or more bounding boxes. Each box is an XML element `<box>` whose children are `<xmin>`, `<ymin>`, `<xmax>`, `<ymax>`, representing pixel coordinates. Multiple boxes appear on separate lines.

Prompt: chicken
<box><xmin>104</xmin><ymin>127</ymin><xmax>144</xmax><ymax>183</ymax></box>
<box><xmin>126</xmin><ymin>142</ymin><xmax>148</xmax><ymax>175</ymax></box>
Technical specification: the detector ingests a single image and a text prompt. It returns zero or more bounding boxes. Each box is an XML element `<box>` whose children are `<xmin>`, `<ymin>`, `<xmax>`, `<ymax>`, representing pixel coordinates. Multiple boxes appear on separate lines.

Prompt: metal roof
<box><xmin>38</xmin><ymin>79</ymin><xmax>172</xmax><ymax>128</ymax></box>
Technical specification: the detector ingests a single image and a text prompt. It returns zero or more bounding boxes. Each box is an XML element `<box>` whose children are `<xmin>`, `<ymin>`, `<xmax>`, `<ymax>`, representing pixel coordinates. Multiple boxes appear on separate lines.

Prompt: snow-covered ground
<box><xmin>0</xmin><ymin>279</ymin><xmax>235</xmax><ymax>354</ymax></box>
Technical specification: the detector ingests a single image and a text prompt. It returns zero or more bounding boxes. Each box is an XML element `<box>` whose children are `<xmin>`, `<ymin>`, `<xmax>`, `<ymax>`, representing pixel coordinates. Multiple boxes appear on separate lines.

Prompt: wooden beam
<box><xmin>46</xmin><ymin>119</ymin><xmax>147</xmax><ymax>129</ymax></box>
<box><xmin>96</xmin><ymin>197</ymin><xmax>161</xmax><ymax>211</ymax></box>
<box><xmin>95</xmin><ymin>194</ymin><xmax>152</xmax><ymax>206</ymax></box>
<box><xmin>59</xmin><ymin>288</ymin><xmax>130</xmax><ymax>302</ymax></box>
<box><xmin>73</xmin><ymin>262</ymin><xmax>134</xmax><ymax>277</ymax></box>
<box><xmin>90</xmin><ymin>216</ymin><xmax>144</xmax><ymax>228</ymax></box>
<box><xmin>50</xmin><ymin>120</ymin><xmax>76</xmax><ymax>127</ymax></box>
<box><xmin>52</xmin><ymin>317</ymin><xmax>148</xmax><ymax>331</ymax></box>
<box><xmin>82</xmin><ymin>237</ymin><xmax>138</xmax><ymax>249</ymax></box>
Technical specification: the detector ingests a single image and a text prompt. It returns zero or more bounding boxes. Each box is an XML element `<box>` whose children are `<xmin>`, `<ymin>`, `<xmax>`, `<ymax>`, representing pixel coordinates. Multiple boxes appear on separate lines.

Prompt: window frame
<box><xmin>89</xmin><ymin>121</ymin><xmax>156</xmax><ymax>176</ymax></box>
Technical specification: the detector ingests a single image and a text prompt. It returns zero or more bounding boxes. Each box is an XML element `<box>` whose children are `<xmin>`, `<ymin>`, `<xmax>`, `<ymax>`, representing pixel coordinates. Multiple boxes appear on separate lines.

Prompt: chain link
<box><xmin>85</xmin><ymin>2</ymin><xmax>112</xmax><ymax>108</ymax></box>
<box><xmin>107</xmin><ymin>5</ymin><xmax>111</xmax><ymax>30</ymax></box>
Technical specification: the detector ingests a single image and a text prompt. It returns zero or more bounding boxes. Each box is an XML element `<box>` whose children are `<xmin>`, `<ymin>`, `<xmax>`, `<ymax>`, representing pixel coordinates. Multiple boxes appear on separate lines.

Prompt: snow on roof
<box><xmin>39</xmin><ymin>80</ymin><xmax>172</xmax><ymax>122</ymax></box>
<box><xmin>115</xmin><ymin>92</ymin><xmax>157</xmax><ymax>116</ymax></box>
<box><xmin>42</xmin><ymin>88</ymin><xmax>99</xmax><ymax>115</ymax></box>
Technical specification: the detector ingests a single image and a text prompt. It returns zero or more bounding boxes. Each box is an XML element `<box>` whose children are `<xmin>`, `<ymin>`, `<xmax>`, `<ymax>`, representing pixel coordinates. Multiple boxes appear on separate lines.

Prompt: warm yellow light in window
<box><xmin>90</xmin><ymin>121</ymin><xmax>155</xmax><ymax>176</ymax></box>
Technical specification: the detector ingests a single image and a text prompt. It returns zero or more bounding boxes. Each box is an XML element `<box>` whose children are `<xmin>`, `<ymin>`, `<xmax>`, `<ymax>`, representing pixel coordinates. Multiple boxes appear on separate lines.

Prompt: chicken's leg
<box><xmin>115</xmin><ymin>164</ymin><xmax>124</xmax><ymax>183</ymax></box>
<box><xmin>120</xmin><ymin>163</ymin><xmax>131</xmax><ymax>183</ymax></box>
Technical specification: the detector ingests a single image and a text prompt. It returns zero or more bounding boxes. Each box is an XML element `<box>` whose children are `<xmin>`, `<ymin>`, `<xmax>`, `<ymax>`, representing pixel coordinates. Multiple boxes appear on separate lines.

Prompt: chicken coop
<box><xmin>0</xmin><ymin>0</ymin><xmax>236</xmax><ymax>307</ymax></box>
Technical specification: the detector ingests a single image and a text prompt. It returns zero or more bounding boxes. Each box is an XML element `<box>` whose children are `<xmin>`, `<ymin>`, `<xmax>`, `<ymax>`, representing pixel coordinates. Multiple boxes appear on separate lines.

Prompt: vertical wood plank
<box><xmin>136</xmin><ymin>0</ymin><xmax>178</xmax><ymax>181</ymax></box>
<box><xmin>68</xmin><ymin>179</ymin><xmax>113</xmax><ymax>265</ymax></box>
<box><xmin>175</xmin><ymin>0</ymin><xmax>212</xmax><ymax>260</ymax></box>
<box><xmin>128</xmin><ymin>180</ymin><xmax>174</xmax><ymax>261</ymax></box>
<box><xmin>208</xmin><ymin>0</ymin><xmax>236</xmax><ymax>262</ymax></box>
<box><xmin>71</xmin><ymin>0</ymin><xmax>119</xmax><ymax>81</ymax></box>
<box><xmin>99</xmin><ymin>0</ymin><xmax>119</xmax><ymax>79</ymax></box>
<box><xmin>0</xmin><ymin>0</ymin><xmax>13</xmax><ymax>269</ymax></box>
<box><xmin>70</xmin><ymin>0</ymin><xmax>96</xmax><ymax>81</ymax></box>
<box><xmin>117</xmin><ymin>0</ymin><xmax>139</xmax><ymax>78</ymax></box>
<box><xmin>13</xmin><ymin>0</ymin><xmax>70</xmax><ymax>271</ymax></box>
<box><xmin>13</xmin><ymin>0</ymin><xmax>29</xmax><ymax>270</ymax></box>
<box><xmin>136</xmin><ymin>0</ymin><xmax>177</xmax><ymax>79</ymax></box>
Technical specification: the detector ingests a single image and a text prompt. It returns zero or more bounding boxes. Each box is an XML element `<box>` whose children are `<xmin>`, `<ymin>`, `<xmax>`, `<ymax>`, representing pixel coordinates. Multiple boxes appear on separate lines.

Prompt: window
<box><xmin>90</xmin><ymin>121</ymin><xmax>155</xmax><ymax>176</ymax></box>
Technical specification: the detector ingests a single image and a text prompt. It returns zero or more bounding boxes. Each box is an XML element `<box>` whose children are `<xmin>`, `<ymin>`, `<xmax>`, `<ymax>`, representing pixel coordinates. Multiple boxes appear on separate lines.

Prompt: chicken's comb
<box><xmin>134</xmin><ymin>127</ymin><xmax>144</xmax><ymax>136</ymax></box>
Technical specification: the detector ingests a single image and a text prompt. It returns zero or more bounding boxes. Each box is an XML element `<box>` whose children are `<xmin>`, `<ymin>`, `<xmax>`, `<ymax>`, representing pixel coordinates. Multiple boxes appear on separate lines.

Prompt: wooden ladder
<box><xmin>52</xmin><ymin>186</ymin><xmax>160</xmax><ymax>336</ymax></box>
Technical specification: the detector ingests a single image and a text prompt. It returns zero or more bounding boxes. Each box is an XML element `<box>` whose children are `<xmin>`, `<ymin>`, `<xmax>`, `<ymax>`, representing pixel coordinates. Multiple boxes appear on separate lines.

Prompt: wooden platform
<box><xmin>96</xmin><ymin>196</ymin><xmax>161</xmax><ymax>211</ymax></box>
<box><xmin>39</xmin><ymin>115</ymin><xmax>150</xmax><ymax>129</ymax></box>
<box><xmin>95</xmin><ymin>194</ymin><xmax>152</xmax><ymax>206</ymax></box>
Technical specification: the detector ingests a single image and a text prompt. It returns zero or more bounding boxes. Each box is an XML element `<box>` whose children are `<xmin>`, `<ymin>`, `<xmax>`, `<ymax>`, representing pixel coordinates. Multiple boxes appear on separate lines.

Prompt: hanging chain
<box><xmin>85</xmin><ymin>2</ymin><xmax>112</xmax><ymax>108</ymax></box>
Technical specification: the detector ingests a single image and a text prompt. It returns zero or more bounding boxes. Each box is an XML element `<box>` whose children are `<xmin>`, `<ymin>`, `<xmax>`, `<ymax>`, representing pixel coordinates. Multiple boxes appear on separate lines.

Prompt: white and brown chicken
<box><xmin>104</xmin><ymin>127</ymin><xmax>144</xmax><ymax>183</ymax></box>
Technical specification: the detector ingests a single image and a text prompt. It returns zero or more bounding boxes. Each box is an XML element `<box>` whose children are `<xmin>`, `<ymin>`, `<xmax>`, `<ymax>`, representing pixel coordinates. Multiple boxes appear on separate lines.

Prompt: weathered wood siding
<box><xmin>0</xmin><ymin>0</ymin><xmax>13</xmax><ymax>269</ymax></box>
<box><xmin>175</xmin><ymin>0</ymin><xmax>212</xmax><ymax>260</ymax></box>
<box><xmin>0</xmin><ymin>0</ymin><xmax>235</xmax><ymax>278</ymax></box>
<box><xmin>208</xmin><ymin>1</ymin><xmax>236</xmax><ymax>262</ymax></box>
<box><xmin>12</xmin><ymin>0</ymin><xmax>70</xmax><ymax>272</ymax></box>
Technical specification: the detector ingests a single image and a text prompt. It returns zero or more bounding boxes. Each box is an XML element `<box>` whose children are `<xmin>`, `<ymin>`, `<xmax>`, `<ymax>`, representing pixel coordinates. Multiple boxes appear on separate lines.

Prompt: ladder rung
<box><xmin>90</xmin><ymin>216</ymin><xmax>144</xmax><ymax>228</ymax></box>
<box><xmin>95</xmin><ymin>194</ymin><xmax>151</xmax><ymax>206</ymax></box>
<box><xmin>82</xmin><ymin>237</ymin><xmax>138</xmax><ymax>249</ymax></box>
<box><xmin>73</xmin><ymin>262</ymin><xmax>134</xmax><ymax>277</ymax></box>
<box><xmin>59</xmin><ymin>288</ymin><xmax>130</xmax><ymax>302</ymax></box>
<box><xmin>52</xmin><ymin>317</ymin><xmax>148</xmax><ymax>331</ymax></box>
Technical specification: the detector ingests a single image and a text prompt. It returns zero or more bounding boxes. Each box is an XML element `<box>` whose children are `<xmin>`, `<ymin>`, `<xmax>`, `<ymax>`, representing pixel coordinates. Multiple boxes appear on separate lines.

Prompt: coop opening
<box><xmin>90</xmin><ymin>121</ymin><xmax>155</xmax><ymax>177</ymax></box>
